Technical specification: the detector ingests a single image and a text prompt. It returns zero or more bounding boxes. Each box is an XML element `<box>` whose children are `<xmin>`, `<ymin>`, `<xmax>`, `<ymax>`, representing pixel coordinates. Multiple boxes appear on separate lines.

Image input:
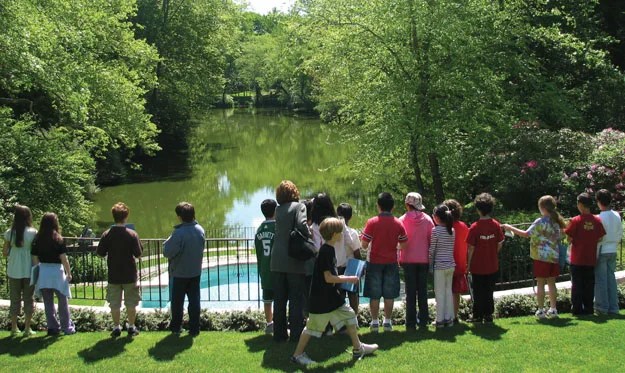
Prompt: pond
<box><xmin>92</xmin><ymin>109</ymin><xmax>380</xmax><ymax>238</ymax></box>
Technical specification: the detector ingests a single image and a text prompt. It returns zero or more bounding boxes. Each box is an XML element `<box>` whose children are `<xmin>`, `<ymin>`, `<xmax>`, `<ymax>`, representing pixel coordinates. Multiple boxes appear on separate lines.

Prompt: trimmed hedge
<box><xmin>3</xmin><ymin>284</ymin><xmax>625</xmax><ymax>332</ymax></box>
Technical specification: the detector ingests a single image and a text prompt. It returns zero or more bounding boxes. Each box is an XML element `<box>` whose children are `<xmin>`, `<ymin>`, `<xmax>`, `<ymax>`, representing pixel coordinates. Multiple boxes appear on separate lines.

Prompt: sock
<box><xmin>383</xmin><ymin>318</ymin><xmax>391</xmax><ymax>325</ymax></box>
<box><xmin>114</xmin><ymin>325</ymin><xmax>121</xmax><ymax>330</ymax></box>
<box><xmin>128</xmin><ymin>324</ymin><xmax>135</xmax><ymax>329</ymax></box>
<box><xmin>370</xmin><ymin>319</ymin><xmax>379</xmax><ymax>325</ymax></box>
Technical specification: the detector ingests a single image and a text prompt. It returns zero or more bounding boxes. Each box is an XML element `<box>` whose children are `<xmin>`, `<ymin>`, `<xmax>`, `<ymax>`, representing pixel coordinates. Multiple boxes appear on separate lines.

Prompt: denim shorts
<box><xmin>262</xmin><ymin>289</ymin><xmax>274</xmax><ymax>303</ymax></box>
<box><xmin>363</xmin><ymin>263</ymin><xmax>400</xmax><ymax>299</ymax></box>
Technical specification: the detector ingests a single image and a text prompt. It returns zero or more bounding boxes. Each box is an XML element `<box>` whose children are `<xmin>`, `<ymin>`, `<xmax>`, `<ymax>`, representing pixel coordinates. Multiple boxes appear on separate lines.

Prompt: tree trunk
<box><xmin>255</xmin><ymin>83</ymin><xmax>262</xmax><ymax>106</ymax></box>
<box><xmin>409</xmin><ymin>133</ymin><xmax>426</xmax><ymax>194</ymax></box>
<box><xmin>428</xmin><ymin>152</ymin><xmax>445</xmax><ymax>203</ymax></box>
<box><xmin>151</xmin><ymin>0</ymin><xmax>170</xmax><ymax>105</ymax></box>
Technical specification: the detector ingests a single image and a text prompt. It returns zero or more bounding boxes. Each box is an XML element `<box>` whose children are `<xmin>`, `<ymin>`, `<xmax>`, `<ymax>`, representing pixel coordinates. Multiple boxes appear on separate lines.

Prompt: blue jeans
<box><xmin>401</xmin><ymin>263</ymin><xmax>429</xmax><ymax>327</ymax></box>
<box><xmin>594</xmin><ymin>253</ymin><xmax>619</xmax><ymax>314</ymax></box>
<box><xmin>364</xmin><ymin>263</ymin><xmax>400</xmax><ymax>299</ymax></box>
<box><xmin>170</xmin><ymin>276</ymin><xmax>201</xmax><ymax>334</ymax></box>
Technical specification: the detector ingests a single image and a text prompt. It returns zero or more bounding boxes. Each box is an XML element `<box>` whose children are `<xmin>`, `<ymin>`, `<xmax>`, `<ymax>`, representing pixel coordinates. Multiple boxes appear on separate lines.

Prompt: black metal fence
<box><xmin>1</xmin><ymin>226</ymin><xmax>623</xmax><ymax>308</ymax></box>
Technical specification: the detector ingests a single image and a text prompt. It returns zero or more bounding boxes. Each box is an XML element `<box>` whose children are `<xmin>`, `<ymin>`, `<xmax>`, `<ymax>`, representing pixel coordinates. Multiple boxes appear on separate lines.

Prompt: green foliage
<box><xmin>2</xmin><ymin>284</ymin><xmax>625</xmax><ymax>332</ymax></box>
<box><xmin>0</xmin><ymin>113</ymin><xmax>95</xmax><ymax>234</ymax></box>
<box><xmin>67</xmin><ymin>253</ymin><xmax>108</xmax><ymax>284</ymax></box>
<box><xmin>495</xmin><ymin>294</ymin><xmax>538</xmax><ymax>318</ymax></box>
<box><xmin>447</xmin><ymin>125</ymin><xmax>592</xmax><ymax>209</ymax></box>
<box><xmin>135</xmin><ymin>0</ymin><xmax>241</xmax><ymax>114</ymax></box>
<box><xmin>562</xmin><ymin>128</ymin><xmax>625</xmax><ymax>211</ymax></box>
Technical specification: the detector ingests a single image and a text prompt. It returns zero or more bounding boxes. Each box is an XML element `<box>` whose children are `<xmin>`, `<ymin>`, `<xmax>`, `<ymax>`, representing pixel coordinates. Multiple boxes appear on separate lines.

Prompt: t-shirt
<box><xmin>430</xmin><ymin>225</ymin><xmax>455</xmax><ymax>270</ymax></box>
<box><xmin>466</xmin><ymin>218</ymin><xmax>504</xmax><ymax>275</ymax></box>
<box><xmin>452</xmin><ymin>221</ymin><xmax>469</xmax><ymax>274</ymax></box>
<box><xmin>31</xmin><ymin>237</ymin><xmax>67</xmax><ymax>264</ymax></box>
<box><xmin>312</xmin><ymin>220</ymin><xmax>354</xmax><ymax>268</ymax></box>
<box><xmin>361</xmin><ymin>213</ymin><xmax>408</xmax><ymax>264</ymax></box>
<box><xmin>4</xmin><ymin>227</ymin><xmax>37</xmax><ymax>279</ymax></box>
<box><xmin>527</xmin><ymin>216</ymin><xmax>561</xmax><ymax>263</ymax></box>
<box><xmin>309</xmin><ymin>243</ymin><xmax>345</xmax><ymax>314</ymax></box>
<box><xmin>254</xmin><ymin>219</ymin><xmax>275</xmax><ymax>290</ymax></box>
<box><xmin>344</xmin><ymin>225</ymin><xmax>361</xmax><ymax>260</ymax></box>
<box><xmin>96</xmin><ymin>226</ymin><xmax>143</xmax><ymax>284</ymax></box>
<box><xmin>597</xmin><ymin>210</ymin><xmax>623</xmax><ymax>254</ymax></box>
<box><xmin>564</xmin><ymin>214</ymin><xmax>606</xmax><ymax>266</ymax></box>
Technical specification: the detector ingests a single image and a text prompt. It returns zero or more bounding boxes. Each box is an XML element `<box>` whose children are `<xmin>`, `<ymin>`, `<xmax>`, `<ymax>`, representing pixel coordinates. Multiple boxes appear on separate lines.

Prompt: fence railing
<box><xmin>1</xmin><ymin>228</ymin><xmax>623</xmax><ymax>308</ymax></box>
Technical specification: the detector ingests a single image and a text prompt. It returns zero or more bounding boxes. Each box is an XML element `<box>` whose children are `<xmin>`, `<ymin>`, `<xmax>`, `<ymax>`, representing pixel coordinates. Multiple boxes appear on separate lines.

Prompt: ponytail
<box><xmin>433</xmin><ymin>204</ymin><xmax>454</xmax><ymax>235</ymax></box>
<box><xmin>538</xmin><ymin>195</ymin><xmax>566</xmax><ymax>229</ymax></box>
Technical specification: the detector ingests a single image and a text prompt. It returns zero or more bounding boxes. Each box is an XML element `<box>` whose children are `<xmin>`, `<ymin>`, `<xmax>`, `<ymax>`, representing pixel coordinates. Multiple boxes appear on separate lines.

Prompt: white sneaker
<box><xmin>370</xmin><ymin>322</ymin><xmax>379</xmax><ymax>333</ymax></box>
<box><xmin>546</xmin><ymin>309</ymin><xmax>559</xmax><ymax>318</ymax></box>
<box><xmin>291</xmin><ymin>352</ymin><xmax>316</xmax><ymax>365</ymax></box>
<box><xmin>535</xmin><ymin>309</ymin><xmax>546</xmax><ymax>319</ymax></box>
<box><xmin>353</xmin><ymin>343</ymin><xmax>379</xmax><ymax>360</ymax></box>
<box><xmin>383</xmin><ymin>322</ymin><xmax>392</xmax><ymax>332</ymax></box>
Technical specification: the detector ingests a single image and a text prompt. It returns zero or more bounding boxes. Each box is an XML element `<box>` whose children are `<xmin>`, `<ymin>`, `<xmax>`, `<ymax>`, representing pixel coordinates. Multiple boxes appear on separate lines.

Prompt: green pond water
<box><xmin>92</xmin><ymin>109</ymin><xmax>381</xmax><ymax>238</ymax></box>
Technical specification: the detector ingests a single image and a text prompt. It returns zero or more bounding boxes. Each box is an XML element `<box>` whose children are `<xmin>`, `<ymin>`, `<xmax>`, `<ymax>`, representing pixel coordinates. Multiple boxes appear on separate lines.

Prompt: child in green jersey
<box><xmin>255</xmin><ymin>199</ymin><xmax>277</xmax><ymax>334</ymax></box>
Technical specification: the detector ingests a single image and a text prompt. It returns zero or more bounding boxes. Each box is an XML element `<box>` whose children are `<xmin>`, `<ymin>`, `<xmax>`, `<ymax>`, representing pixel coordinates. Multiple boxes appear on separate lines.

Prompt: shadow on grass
<box><xmin>148</xmin><ymin>334</ymin><xmax>194</xmax><ymax>361</ymax></box>
<box><xmin>77</xmin><ymin>336</ymin><xmax>136</xmax><ymax>363</ymax></box>
<box><xmin>508</xmin><ymin>316</ymin><xmax>578</xmax><ymax>328</ymax></box>
<box><xmin>468</xmin><ymin>322</ymin><xmax>508</xmax><ymax>340</ymax></box>
<box><xmin>0</xmin><ymin>335</ymin><xmax>59</xmax><ymax>357</ymax></box>
<box><xmin>245</xmin><ymin>334</ymin><xmax>365</xmax><ymax>372</ymax></box>
<box><xmin>571</xmin><ymin>312</ymin><xmax>625</xmax><ymax>324</ymax></box>
<box><xmin>244</xmin><ymin>324</ymin><xmax>471</xmax><ymax>371</ymax></box>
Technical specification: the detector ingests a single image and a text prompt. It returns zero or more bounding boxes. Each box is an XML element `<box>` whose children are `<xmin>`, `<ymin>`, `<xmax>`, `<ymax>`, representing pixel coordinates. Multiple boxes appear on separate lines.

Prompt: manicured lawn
<box><xmin>1</xmin><ymin>312</ymin><xmax>624</xmax><ymax>372</ymax></box>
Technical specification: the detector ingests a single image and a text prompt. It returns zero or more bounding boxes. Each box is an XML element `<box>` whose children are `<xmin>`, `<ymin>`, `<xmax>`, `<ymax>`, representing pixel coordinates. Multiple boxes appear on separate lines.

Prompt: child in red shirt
<box><xmin>444</xmin><ymin>199</ymin><xmax>469</xmax><ymax>323</ymax></box>
<box><xmin>564</xmin><ymin>193</ymin><xmax>606</xmax><ymax>315</ymax></box>
<box><xmin>360</xmin><ymin>192</ymin><xmax>408</xmax><ymax>332</ymax></box>
<box><xmin>466</xmin><ymin>193</ymin><xmax>504</xmax><ymax>323</ymax></box>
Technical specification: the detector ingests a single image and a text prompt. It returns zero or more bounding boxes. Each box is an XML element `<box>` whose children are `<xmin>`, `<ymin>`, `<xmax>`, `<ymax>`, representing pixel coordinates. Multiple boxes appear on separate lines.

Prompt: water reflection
<box><xmin>93</xmin><ymin>109</ymin><xmax>377</xmax><ymax>238</ymax></box>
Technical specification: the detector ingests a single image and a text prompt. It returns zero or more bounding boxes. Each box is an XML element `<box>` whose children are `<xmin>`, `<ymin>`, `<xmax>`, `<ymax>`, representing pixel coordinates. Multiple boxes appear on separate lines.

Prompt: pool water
<box><xmin>141</xmin><ymin>263</ymin><xmax>263</xmax><ymax>310</ymax></box>
<box><xmin>141</xmin><ymin>263</ymin><xmax>370</xmax><ymax>310</ymax></box>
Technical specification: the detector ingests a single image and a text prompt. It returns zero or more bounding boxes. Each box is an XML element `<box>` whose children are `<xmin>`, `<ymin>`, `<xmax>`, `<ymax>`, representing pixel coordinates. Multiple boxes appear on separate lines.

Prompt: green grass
<box><xmin>1</xmin><ymin>312</ymin><xmax>624</xmax><ymax>371</ymax></box>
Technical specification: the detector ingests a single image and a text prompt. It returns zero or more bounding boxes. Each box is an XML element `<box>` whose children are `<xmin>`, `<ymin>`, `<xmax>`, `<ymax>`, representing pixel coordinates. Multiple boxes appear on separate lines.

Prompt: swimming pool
<box><xmin>141</xmin><ymin>263</ymin><xmax>263</xmax><ymax>310</ymax></box>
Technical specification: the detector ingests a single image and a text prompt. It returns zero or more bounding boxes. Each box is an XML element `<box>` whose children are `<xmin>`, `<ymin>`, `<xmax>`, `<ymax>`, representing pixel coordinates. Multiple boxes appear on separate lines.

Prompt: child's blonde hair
<box><xmin>319</xmin><ymin>217</ymin><xmax>343</xmax><ymax>241</ymax></box>
<box><xmin>538</xmin><ymin>195</ymin><xmax>566</xmax><ymax>229</ymax></box>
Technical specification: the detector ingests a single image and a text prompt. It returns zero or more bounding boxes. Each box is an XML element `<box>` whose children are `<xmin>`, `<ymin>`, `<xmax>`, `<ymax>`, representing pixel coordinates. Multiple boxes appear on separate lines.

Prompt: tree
<box><xmin>134</xmin><ymin>0</ymin><xmax>241</xmax><ymax>117</ymax></box>
<box><xmin>0</xmin><ymin>0</ymin><xmax>160</xmax><ymax>231</ymax></box>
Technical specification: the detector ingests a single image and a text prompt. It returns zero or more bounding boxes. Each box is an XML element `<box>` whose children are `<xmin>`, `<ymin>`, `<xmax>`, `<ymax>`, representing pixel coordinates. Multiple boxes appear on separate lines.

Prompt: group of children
<box><xmin>254</xmin><ymin>187</ymin><xmax>623</xmax><ymax>365</ymax></box>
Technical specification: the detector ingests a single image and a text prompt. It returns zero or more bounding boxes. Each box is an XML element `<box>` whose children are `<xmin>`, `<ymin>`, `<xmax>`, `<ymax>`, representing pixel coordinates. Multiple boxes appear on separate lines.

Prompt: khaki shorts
<box><xmin>304</xmin><ymin>304</ymin><xmax>358</xmax><ymax>338</ymax></box>
<box><xmin>107</xmin><ymin>283</ymin><xmax>141</xmax><ymax>309</ymax></box>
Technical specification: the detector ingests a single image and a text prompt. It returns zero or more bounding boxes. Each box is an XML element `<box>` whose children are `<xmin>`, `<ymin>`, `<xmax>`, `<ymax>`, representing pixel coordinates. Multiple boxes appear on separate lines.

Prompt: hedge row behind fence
<box><xmin>3</xmin><ymin>285</ymin><xmax>625</xmax><ymax>333</ymax></box>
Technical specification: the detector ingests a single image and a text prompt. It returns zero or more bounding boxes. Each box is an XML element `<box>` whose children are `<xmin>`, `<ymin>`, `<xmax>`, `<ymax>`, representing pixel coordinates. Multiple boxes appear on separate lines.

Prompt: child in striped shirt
<box><xmin>430</xmin><ymin>204</ymin><xmax>456</xmax><ymax>327</ymax></box>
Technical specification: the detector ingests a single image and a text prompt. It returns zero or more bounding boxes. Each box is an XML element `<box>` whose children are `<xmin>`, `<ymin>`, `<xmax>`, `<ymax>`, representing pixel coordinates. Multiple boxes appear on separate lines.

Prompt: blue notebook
<box><xmin>339</xmin><ymin>258</ymin><xmax>366</xmax><ymax>292</ymax></box>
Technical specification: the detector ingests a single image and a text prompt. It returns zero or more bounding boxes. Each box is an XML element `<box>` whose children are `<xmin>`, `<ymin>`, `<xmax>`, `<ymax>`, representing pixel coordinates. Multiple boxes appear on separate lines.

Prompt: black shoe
<box><xmin>171</xmin><ymin>329</ymin><xmax>183</xmax><ymax>336</ymax></box>
<box><xmin>483</xmin><ymin>316</ymin><xmax>494</xmax><ymax>324</ymax></box>
<box><xmin>110</xmin><ymin>328</ymin><xmax>122</xmax><ymax>338</ymax></box>
<box><xmin>453</xmin><ymin>318</ymin><xmax>460</xmax><ymax>324</ymax></box>
<box><xmin>127</xmin><ymin>327</ymin><xmax>139</xmax><ymax>337</ymax></box>
<box><xmin>189</xmin><ymin>331</ymin><xmax>199</xmax><ymax>338</ymax></box>
<box><xmin>47</xmin><ymin>329</ymin><xmax>60</xmax><ymax>337</ymax></box>
<box><xmin>467</xmin><ymin>317</ymin><xmax>483</xmax><ymax>324</ymax></box>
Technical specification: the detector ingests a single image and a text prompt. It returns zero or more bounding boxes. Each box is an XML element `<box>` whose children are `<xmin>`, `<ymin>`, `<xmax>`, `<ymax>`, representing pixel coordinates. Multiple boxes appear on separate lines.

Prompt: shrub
<box><xmin>2</xmin><ymin>283</ymin><xmax>624</xmax><ymax>332</ymax></box>
<box><xmin>495</xmin><ymin>294</ymin><xmax>537</xmax><ymax>318</ymax></box>
<box><xmin>561</xmin><ymin>128</ymin><xmax>625</xmax><ymax>213</ymax></box>
<box><xmin>67</xmin><ymin>253</ymin><xmax>107</xmax><ymax>283</ymax></box>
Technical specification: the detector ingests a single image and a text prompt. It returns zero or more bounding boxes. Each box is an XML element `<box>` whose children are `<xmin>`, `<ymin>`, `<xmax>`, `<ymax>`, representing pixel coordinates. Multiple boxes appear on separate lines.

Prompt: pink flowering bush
<box><xmin>562</xmin><ymin>128</ymin><xmax>625</xmax><ymax>211</ymax></box>
<box><xmin>458</xmin><ymin>122</ymin><xmax>591</xmax><ymax>210</ymax></box>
